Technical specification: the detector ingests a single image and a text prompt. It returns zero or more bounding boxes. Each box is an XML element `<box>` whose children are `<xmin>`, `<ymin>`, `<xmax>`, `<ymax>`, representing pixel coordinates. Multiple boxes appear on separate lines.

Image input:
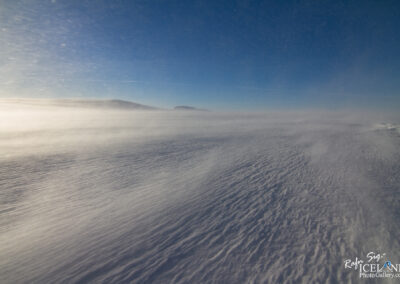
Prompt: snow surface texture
<box><xmin>0</xmin><ymin>101</ymin><xmax>399</xmax><ymax>283</ymax></box>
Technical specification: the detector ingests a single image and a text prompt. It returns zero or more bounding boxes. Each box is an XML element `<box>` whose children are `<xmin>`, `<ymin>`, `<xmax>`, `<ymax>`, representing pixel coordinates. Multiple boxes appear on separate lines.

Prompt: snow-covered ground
<box><xmin>0</xmin><ymin>101</ymin><xmax>399</xmax><ymax>283</ymax></box>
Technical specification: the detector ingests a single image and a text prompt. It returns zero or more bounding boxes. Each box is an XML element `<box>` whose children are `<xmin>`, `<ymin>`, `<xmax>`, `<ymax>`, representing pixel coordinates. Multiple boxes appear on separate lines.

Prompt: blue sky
<box><xmin>1</xmin><ymin>0</ymin><xmax>399</xmax><ymax>109</ymax></box>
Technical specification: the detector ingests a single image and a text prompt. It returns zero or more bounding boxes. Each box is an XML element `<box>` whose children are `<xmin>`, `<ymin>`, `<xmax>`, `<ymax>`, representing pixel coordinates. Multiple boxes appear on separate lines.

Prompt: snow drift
<box><xmin>0</xmin><ymin>100</ymin><xmax>399</xmax><ymax>283</ymax></box>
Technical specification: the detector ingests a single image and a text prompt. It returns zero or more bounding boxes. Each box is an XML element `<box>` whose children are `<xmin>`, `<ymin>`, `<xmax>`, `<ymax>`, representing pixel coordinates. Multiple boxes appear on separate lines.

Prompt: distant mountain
<box><xmin>0</xmin><ymin>98</ymin><xmax>157</xmax><ymax>110</ymax></box>
<box><xmin>59</xmin><ymin>99</ymin><xmax>157</xmax><ymax>110</ymax></box>
<box><xmin>174</xmin><ymin>105</ymin><xmax>208</xmax><ymax>111</ymax></box>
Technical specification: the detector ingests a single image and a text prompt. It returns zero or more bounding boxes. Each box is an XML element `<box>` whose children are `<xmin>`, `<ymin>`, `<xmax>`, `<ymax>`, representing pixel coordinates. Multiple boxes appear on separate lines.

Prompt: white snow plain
<box><xmin>0</xmin><ymin>100</ymin><xmax>399</xmax><ymax>283</ymax></box>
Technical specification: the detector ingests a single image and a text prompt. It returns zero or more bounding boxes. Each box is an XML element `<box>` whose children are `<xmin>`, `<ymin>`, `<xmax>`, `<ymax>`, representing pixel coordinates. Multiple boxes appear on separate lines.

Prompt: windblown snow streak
<box><xmin>0</xmin><ymin>102</ymin><xmax>399</xmax><ymax>283</ymax></box>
